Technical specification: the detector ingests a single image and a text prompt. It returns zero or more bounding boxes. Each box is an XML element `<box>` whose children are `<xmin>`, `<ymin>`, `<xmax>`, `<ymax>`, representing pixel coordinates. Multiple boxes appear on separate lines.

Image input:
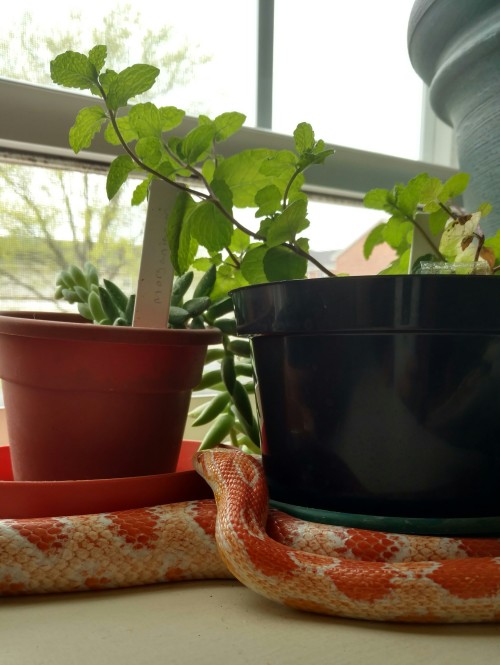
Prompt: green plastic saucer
<box><xmin>269</xmin><ymin>500</ymin><xmax>500</xmax><ymax>537</ymax></box>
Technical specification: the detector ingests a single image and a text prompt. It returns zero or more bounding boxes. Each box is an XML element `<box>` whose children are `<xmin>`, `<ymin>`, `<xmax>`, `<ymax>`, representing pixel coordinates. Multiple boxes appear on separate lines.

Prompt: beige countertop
<box><xmin>2</xmin><ymin>580</ymin><xmax>500</xmax><ymax>665</ymax></box>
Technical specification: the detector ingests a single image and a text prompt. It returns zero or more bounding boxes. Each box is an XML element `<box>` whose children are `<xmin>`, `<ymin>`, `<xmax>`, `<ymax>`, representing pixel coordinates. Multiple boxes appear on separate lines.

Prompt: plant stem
<box><xmin>473</xmin><ymin>231</ymin><xmax>485</xmax><ymax>263</ymax></box>
<box><xmin>283</xmin><ymin>166</ymin><xmax>302</xmax><ymax>208</ymax></box>
<box><xmin>411</xmin><ymin>218</ymin><xmax>446</xmax><ymax>262</ymax></box>
<box><xmin>103</xmin><ymin>93</ymin><xmax>335</xmax><ymax>279</ymax></box>
<box><xmin>108</xmin><ymin>109</ymin><xmax>208</xmax><ymax>201</ymax></box>
<box><xmin>225</xmin><ymin>246</ymin><xmax>241</xmax><ymax>268</ymax></box>
<box><xmin>285</xmin><ymin>241</ymin><xmax>336</xmax><ymax>276</ymax></box>
<box><xmin>439</xmin><ymin>201</ymin><xmax>458</xmax><ymax>220</ymax></box>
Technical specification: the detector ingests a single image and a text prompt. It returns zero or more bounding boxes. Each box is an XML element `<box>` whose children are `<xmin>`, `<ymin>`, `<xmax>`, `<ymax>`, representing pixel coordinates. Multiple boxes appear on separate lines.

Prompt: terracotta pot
<box><xmin>0</xmin><ymin>312</ymin><xmax>221</xmax><ymax>481</ymax></box>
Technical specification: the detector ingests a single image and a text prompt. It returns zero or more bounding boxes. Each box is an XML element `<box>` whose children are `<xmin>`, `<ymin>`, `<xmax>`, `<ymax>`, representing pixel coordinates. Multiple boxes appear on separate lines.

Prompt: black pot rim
<box><xmin>230</xmin><ymin>275</ymin><xmax>500</xmax><ymax>334</ymax></box>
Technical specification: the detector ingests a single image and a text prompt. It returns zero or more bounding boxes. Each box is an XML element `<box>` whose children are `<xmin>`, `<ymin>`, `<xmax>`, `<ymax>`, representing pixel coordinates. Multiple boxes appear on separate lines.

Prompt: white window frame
<box><xmin>0</xmin><ymin>80</ymin><xmax>457</xmax><ymax>201</ymax></box>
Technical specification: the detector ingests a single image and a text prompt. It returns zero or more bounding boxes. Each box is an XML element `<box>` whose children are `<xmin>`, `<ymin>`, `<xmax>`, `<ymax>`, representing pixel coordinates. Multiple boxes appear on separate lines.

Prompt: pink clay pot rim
<box><xmin>0</xmin><ymin>311</ymin><xmax>222</xmax><ymax>346</ymax></box>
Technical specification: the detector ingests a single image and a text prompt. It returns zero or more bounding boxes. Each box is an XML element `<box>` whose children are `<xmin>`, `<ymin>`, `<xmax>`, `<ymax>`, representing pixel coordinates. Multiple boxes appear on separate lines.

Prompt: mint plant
<box><xmin>50</xmin><ymin>45</ymin><xmax>335</xmax><ymax>291</ymax></box>
<box><xmin>363</xmin><ymin>172</ymin><xmax>497</xmax><ymax>273</ymax></box>
<box><xmin>49</xmin><ymin>44</ymin><xmax>338</xmax><ymax>452</ymax></box>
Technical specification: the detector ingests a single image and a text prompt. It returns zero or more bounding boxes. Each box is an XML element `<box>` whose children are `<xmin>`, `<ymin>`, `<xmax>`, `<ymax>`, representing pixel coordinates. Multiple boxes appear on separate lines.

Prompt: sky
<box><xmin>1</xmin><ymin>0</ymin><xmax>419</xmax><ymax>251</ymax></box>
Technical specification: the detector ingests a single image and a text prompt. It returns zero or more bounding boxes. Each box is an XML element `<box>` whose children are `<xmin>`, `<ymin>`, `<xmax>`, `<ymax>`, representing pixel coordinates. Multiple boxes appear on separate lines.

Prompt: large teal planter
<box><xmin>408</xmin><ymin>0</ymin><xmax>500</xmax><ymax>235</ymax></box>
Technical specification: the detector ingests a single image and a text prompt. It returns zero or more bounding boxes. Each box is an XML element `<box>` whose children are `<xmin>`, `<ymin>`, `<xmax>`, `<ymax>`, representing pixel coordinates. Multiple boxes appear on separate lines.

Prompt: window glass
<box><xmin>273</xmin><ymin>0</ymin><xmax>423</xmax><ymax>159</ymax></box>
<box><xmin>0</xmin><ymin>160</ymin><xmax>144</xmax><ymax>311</ymax></box>
<box><xmin>0</xmin><ymin>0</ymin><xmax>259</xmax><ymax>124</ymax></box>
<box><xmin>0</xmin><ymin>157</ymin><xmax>390</xmax><ymax>316</ymax></box>
<box><xmin>306</xmin><ymin>198</ymin><xmax>391</xmax><ymax>276</ymax></box>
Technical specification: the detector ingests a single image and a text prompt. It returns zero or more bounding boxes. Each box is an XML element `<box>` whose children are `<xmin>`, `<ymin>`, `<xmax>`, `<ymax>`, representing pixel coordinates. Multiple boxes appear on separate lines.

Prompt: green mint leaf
<box><xmin>258</xmin><ymin>217</ymin><xmax>273</xmax><ymax>238</ymax></box>
<box><xmin>263</xmin><ymin>245</ymin><xmax>308</xmax><ymax>282</ymax></box>
<box><xmin>202</xmin><ymin>159</ymin><xmax>216</xmax><ymax>184</ymax></box>
<box><xmin>106</xmin><ymin>64</ymin><xmax>160</xmax><ymax>111</ymax></box>
<box><xmin>266</xmin><ymin>200</ymin><xmax>309</xmax><ymax>247</ymax></box>
<box><xmin>419</xmin><ymin>175</ymin><xmax>443</xmax><ymax>209</ymax></box>
<box><xmin>484</xmin><ymin>228</ymin><xmax>500</xmax><ymax>256</ymax></box>
<box><xmin>406</xmin><ymin>171</ymin><xmax>431</xmax><ymax>191</ymax></box>
<box><xmin>215</xmin><ymin>149</ymin><xmax>293</xmax><ymax>208</ymax></box>
<box><xmin>168</xmin><ymin>136</ymin><xmax>183</xmax><ymax>161</ymax></box>
<box><xmin>159</xmin><ymin>106</ymin><xmax>185</xmax><ymax>132</ymax></box>
<box><xmin>88</xmin><ymin>45</ymin><xmax>107</xmax><ymax>74</ymax></box>
<box><xmin>181</xmin><ymin>124</ymin><xmax>215</xmax><ymax>164</ymax></box>
<box><xmin>99</xmin><ymin>69</ymin><xmax>118</xmax><ymax>95</ymax></box>
<box><xmin>422</xmin><ymin>200</ymin><xmax>442</xmax><ymax>214</ymax></box>
<box><xmin>198</xmin><ymin>115</ymin><xmax>213</xmax><ymax>128</ymax></box>
<box><xmin>255</xmin><ymin>185</ymin><xmax>282</xmax><ymax>217</ymax></box>
<box><xmin>131</xmin><ymin>177</ymin><xmax>151</xmax><ymax>206</ymax></box>
<box><xmin>240</xmin><ymin>246</ymin><xmax>268</xmax><ymax>284</ymax></box>
<box><xmin>192</xmin><ymin>257</ymin><xmax>214</xmax><ymax>271</ymax></box>
<box><xmin>213</xmin><ymin>112</ymin><xmax>246</xmax><ymax>141</ymax></box>
<box><xmin>259</xmin><ymin>150</ymin><xmax>297</xmax><ymax>176</ymax></box>
<box><xmin>440</xmin><ymin>172</ymin><xmax>470</xmax><ymax>202</ymax></box>
<box><xmin>363</xmin><ymin>222</ymin><xmax>386</xmax><ymax>259</ymax></box>
<box><xmin>135</xmin><ymin>137</ymin><xmax>164</xmax><ymax>168</ymax></box>
<box><xmin>106</xmin><ymin>154</ymin><xmax>135</xmax><ymax>199</ymax></box>
<box><xmin>189</xmin><ymin>202</ymin><xmax>233</xmax><ymax>252</ymax></box>
<box><xmin>166</xmin><ymin>191</ymin><xmax>197</xmax><ymax>274</ymax></box>
<box><xmin>128</xmin><ymin>103</ymin><xmax>162</xmax><ymax>138</ymax></box>
<box><xmin>296</xmin><ymin>237</ymin><xmax>310</xmax><ymax>253</ymax></box>
<box><xmin>211</xmin><ymin>264</ymin><xmax>248</xmax><ymax>302</ymax></box>
<box><xmin>161</xmin><ymin>152</ymin><xmax>193</xmax><ymax>179</ymax></box>
<box><xmin>363</xmin><ymin>188</ymin><xmax>389</xmax><ymax>211</ymax></box>
<box><xmin>299</xmin><ymin>148</ymin><xmax>335</xmax><ymax>169</ymax></box>
<box><xmin>68</xmin><ymin>106</ymin><xmax>106</xmax><ymax>153</ymax></box>
<box><xmin>50</xmin><ymin>50</ymin><xmax>99</xmax><ymax>92</ymax></box>
<box><xmin>104</xmin><ymin>116</ymin><xmax>138</xmax><ymax>145</ymax></box>
<box><xmin>178</xmin><ymin>220</ymin><xmax>199</xmax><ymax>276</ymax></box>
<box><xmin>294</xmin><ymin>122</ymin><xmax>315</xmax><ymax>153</ymax></box>
<box><xmin>478</xmin><ymin>201</ymin><xmax>493</xmax><ymax>217</ymax></box>
<box><xmin>210</xmin><ymin>179</ymin><xmax>233</xmax><ymax>214</ymax></box>
<box><xmin>428</xmin><ymin>207</ymin><xmax>449</xmax><ymax>235</ymax></box>
<box><xmin>383</xmin><ymin>215</ymin><xmax>413</xmax><ymax>250</ymax></box>
<box><xmin>230</xmin><ymin>228</ymin><xmax>251</xmax><ymax>252</ymax></box>
<box><xmin>156</xmin><ymin>159</ymin><xmax>179</xmax><ymax>178</ymax></box>
<box><xmin>395</xmin><ymin>173</ymin><xmax>428</xmax><ymax>218</ymax></box>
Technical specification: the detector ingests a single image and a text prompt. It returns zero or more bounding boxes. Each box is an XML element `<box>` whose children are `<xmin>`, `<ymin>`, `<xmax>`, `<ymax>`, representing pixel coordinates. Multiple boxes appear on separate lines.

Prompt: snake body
<box><xmin>2</xmin><ymin>448</ymin><xmax>500</xmax><ymax>623</ymax></box>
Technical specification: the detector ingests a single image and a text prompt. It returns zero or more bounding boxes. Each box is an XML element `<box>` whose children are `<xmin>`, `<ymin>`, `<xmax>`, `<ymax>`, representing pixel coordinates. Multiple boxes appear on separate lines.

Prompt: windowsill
<box><xmin>3</xmin><ymin>582</ymin><xmax>498</xmax><ymax>663</ymax></box>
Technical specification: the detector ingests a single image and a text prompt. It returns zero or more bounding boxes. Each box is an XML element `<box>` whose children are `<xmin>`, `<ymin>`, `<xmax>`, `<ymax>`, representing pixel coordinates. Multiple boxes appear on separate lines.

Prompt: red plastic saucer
<box><xmin>0</xmin><ymin>440</ymin><xmax>212</xmax><ymax>520</ymax></box>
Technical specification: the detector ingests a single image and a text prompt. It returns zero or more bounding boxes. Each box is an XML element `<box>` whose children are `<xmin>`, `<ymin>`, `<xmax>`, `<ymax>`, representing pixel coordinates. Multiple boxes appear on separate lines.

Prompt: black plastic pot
<box><xmin>231</xmin><ymin>276</ymin><xmax>500</xmax><ymax>532</ymax></box>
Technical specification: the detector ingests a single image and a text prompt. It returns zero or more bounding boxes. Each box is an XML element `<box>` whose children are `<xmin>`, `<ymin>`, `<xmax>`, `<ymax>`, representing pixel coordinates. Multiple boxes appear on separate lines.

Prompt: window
<box><xmin>0</xmin><ymin>0</ymin><xmax>458</xmax><ymax>316</ymax></box>
<box><xmin>273</xmin><ymin>0</ymin><xmax>422</xmax><ymax>160</ymax></box>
